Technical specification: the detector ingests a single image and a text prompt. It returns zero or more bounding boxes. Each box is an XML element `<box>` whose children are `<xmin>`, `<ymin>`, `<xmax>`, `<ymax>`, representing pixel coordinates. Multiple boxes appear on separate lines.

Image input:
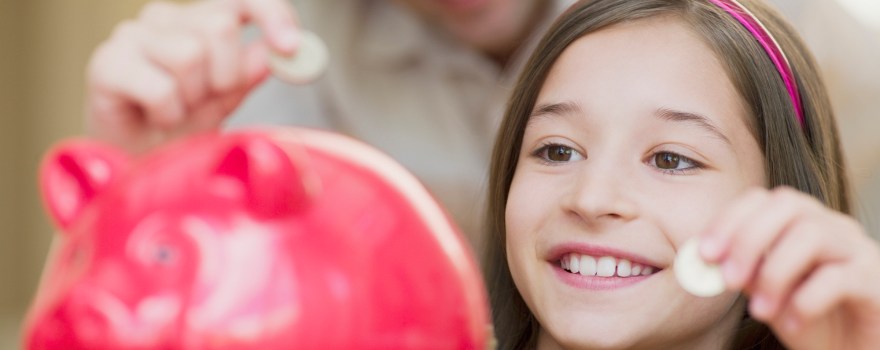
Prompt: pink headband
<box><xmin>708</xmin><ymin>0</ymin><xmax>804</xmax><ymax>127</ymax></box>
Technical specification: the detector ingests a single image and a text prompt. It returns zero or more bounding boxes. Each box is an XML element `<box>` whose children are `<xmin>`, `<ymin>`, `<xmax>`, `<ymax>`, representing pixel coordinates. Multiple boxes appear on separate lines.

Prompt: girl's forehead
<box><xmin>535</xmin><ymin>15</ymin><xmax>749</xmax><ymax>135</ymax></box>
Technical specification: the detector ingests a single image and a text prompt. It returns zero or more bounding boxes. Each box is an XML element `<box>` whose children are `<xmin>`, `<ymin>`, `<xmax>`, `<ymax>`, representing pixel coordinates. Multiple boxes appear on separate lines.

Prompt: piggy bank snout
<box><xmin>28</xmin><ymin>282</ymin><xmax>180</xmax><ymax>350</ymax></box>
<box><xmin>27</xmin><ymin>286</ymin><xmax>114</xmax><ymax>350</ymax></box>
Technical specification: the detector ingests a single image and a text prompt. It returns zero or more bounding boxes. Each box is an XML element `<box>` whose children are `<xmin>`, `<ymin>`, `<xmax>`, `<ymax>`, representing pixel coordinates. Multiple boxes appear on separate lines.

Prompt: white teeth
<box><xmin>596</xmin><ymin>256</ymin><xmax>616</xmax><ymax>277</ymax></box>
<box><xmin>561</xmin><ymin>253</ymin><xmax>658</xmax><ymax>278</ymax></box>
<box><xmin>579</xmin><ymin>255</ymin><xmax>597</xmax><ymax>276</ymax></box>
<box><xmin>617</xmin><ymin>259</ymin><xmax>632</xmax><ymax>277</ymax></box>
<box><xmin>631</xmin><ymin>264</ymin><xmax>642</xmax><ymax>276</ymax></box>
<box><xmin>569</xmin><ymin>255</ymin><xmax>581</xmax><ymax>274</ymax></box>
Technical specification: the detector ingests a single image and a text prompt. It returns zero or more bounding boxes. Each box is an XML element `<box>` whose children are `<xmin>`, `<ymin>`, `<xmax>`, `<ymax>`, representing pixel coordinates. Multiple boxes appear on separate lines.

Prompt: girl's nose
<box><xmin>564</xmin><ymin>162</ymin><xmax>638</xmax><ymax>225</ymax></box>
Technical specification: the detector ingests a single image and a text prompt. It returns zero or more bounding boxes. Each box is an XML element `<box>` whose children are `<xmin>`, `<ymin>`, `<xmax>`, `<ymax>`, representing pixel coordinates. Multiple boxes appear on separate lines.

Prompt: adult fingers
<box><xmin>126</xmin><ymin>22</ymin><xmax>211</xmax><ymax>111</ymax></box>
<box><xmin>88</xmin><ymin>23</ymin><xmax>186</xmax><ymax>130</ymax></box>
<box><xmin>163</xmin><ymin>40</ymin><xmax>270</xmax><ymax>139</ymax></box>
<box><xmin>142</xmin><ymin>0</ymin><xmax>286</xmax><ymax>95</ymax></box>
<box><xmin>221</xmin><ymin>0</ymin><xmax>301</xmax><ymax>54</ymax></box>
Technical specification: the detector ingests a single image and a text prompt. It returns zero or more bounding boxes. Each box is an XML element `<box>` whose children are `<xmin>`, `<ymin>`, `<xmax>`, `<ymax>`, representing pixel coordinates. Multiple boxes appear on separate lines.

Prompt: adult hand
<box><xmin>700</xmin><ymin>187</ymin><xmax>880</xmax><ymax>350</ymax></box>
<box><xmin>86</xmin><ymin>0</ymin><xmax>301</xmax><ymax>154</ymax></box>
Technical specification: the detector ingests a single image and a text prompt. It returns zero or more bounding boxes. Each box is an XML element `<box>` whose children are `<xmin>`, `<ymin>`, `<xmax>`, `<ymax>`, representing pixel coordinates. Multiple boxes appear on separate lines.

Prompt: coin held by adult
<box><xmin>269</xmin><ymin>30</ymin><xmax>328</xmax><ymax>84</ymax></box>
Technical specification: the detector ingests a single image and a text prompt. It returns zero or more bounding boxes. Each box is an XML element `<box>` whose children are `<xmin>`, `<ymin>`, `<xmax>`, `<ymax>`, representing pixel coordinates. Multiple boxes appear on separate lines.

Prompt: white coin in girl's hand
<box><xmin>674</xmin><ymin>238</ymin><xmax>726</xmax><ymax>297</ymax></box>
<box><xmin>269</xmin><ymin>31</ymin><xmax>328</xmax><ymax>84</ymax></box>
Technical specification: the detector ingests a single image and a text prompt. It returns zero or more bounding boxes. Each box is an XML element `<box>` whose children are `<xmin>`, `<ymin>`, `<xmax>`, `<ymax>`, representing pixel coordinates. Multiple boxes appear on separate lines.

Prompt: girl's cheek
<box><xmin>643</xmin><ymin>185</ymin><xmax>731</xmax><ymax>245</ymax></box>
<box><xmin>505</xmin><ymin>171</ymin><xmax>550</xmax><ymax>230</ymax></box>
<box><xmin>504</xmin><ymin>191</ymin><xmax>530</xmax><ymax>260</ymax></box>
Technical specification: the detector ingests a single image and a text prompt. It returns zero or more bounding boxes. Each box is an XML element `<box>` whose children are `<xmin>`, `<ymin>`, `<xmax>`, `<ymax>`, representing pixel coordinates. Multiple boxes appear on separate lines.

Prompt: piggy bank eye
<box><xmin>152</xmin><ymin>244</ymin><xmax>177</xmax><ymax>266</ymax></box>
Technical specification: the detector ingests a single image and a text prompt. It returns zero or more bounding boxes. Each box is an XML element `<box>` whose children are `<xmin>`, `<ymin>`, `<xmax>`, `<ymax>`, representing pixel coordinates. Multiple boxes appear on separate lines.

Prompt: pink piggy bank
<box><xmin>24</xmin><ymin>127</ymin><xmax>489</xmax><ymax>349</ymax></box>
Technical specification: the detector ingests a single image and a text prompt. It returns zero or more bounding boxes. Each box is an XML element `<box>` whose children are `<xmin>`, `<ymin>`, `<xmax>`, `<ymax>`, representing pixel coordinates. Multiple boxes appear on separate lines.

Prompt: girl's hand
<box><xmin>86</xmin><ymin>0</ymin><xmax>300</xmax><ymax>154</ymax></box>
<box><xmin>700</xmin><ymin>186</ymin><xmax>880</xmax><ymax>350</ymax></box>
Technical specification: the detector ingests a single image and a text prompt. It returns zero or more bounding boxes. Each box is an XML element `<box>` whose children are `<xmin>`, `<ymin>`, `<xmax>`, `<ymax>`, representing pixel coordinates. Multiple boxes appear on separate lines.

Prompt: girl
<box><xmin>483</xmin><ymin>0</ymin><xmax>880</xmax><ymax>349</ymax></box>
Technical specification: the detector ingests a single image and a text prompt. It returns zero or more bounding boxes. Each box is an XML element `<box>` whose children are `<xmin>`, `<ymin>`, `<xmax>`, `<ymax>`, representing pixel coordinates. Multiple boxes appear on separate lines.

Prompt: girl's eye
<box><xmin>534</xmin><ymin>143</ymin><xmax>585</xmax><ymax>163</ymax></box>
<box><xmin>651</xmin><ymin>152</ymin><xmax>700</xmax><ymax>174</ymax></box>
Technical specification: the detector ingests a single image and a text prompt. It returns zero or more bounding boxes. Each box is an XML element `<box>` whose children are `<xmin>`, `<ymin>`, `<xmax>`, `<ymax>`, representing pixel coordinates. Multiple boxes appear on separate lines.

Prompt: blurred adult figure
<box><xmin>87</xmin><ymin>0</ymin><xmax>575</xmax><ymax>251</ymax></box>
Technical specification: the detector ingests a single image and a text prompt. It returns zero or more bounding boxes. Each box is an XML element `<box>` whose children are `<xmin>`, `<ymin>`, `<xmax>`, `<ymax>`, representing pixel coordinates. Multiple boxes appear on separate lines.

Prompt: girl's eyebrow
<box><xmin>528</xmin><ymin>101</ymin><xmax>582</xmax><ymax>127</ymax></box>
<box><xmin>531</xmin><ymin>101</ymin><xmax>582</xmax><ymax>118</ymax></box>
<box><xmin>655</xmin><ymin>108</ymin><xmax>732</xmax><ymax>145</ymax></box>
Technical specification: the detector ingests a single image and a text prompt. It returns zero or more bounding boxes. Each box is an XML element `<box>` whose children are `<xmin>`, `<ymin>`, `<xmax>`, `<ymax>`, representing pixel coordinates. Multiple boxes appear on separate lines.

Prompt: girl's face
<box><xmin>506</xmin><ymin>16</ymin><xmax>766</xmax><ymax>349</ymax></box>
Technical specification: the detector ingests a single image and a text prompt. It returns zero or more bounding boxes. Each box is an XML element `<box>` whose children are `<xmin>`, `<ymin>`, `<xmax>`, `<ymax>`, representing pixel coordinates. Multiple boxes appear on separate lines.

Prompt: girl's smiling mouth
<box><xmin>560</xmin><ymin>253</ymin><xmax>657</xmax><ymax>277</ymax></box>
<box><xmin>546</xmin><ymin>243</ymin><xmax>665</xmax><ymax>290</ymax></box>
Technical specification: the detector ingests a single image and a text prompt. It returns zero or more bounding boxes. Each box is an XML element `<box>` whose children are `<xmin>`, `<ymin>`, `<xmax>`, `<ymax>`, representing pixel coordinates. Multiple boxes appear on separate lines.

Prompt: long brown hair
<box><xmin>483</xmin><ymin>0</ymin><xmax>850</xmax><ymax>349</ymax></box>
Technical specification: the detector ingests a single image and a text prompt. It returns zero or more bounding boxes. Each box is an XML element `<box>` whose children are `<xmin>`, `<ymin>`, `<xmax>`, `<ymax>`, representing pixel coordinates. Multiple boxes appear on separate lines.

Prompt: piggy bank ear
<box><xmin>40</xmin><ymin>139</ymin><xmax>128</xmax><ymax>231</ymax></box>
<box><xmin>215</xmin><ymin>135</ymin><xmax>316</xmax><ymax>217</ymax></box>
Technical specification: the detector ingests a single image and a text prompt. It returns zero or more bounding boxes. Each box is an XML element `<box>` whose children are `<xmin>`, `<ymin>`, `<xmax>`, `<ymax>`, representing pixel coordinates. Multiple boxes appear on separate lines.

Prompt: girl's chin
<box><xmin>537</xmin><ymin>295</ymin><xmax>747</xmax><ymax>350</ymax></box>
<box><xmin>539</xmin><ymin>324</ymin><xmax>646</xmax><ymax>350</ymax></box>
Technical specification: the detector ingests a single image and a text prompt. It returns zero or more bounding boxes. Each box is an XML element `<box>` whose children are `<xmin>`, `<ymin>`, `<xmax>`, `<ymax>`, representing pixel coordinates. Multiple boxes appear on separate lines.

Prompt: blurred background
<box><xmin>0</xmin><ymin>0</ymin><xmax>877</xmax><ymax>348</ymax></box>
<box><xmin>0</xmin><ymin>1</ymin><xmax>189</xmax><ymax>346</ymax></box>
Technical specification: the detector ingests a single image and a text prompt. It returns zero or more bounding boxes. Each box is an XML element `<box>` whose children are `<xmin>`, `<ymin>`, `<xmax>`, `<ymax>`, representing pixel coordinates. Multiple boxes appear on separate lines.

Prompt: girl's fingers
<box><xmin>747</xmin><ymin>218</ymin><xmax>826</xmax><ymax>320</ymax></box>
<box><xmin>767</xmin><ymin>265</ymin><xmax>847</xmax><ymax>350</ymax></box>
<box><xmin>750</xmin><ymin>210</ymin><xmax>864</xmax><ymax>322</ymax></box>
<box><xmin>789</xmin><ymin>264</ymin><xmax>852</xmax><ymax>327</ymax></box>
<box><xmin>721</xmin><ymin>188</ymin><xmax>818</xmax><ymax>289</ymax></box>
<box><xmin>745</xmin><ymin>201</ymin><xmax>880</xmax><ymax>349</ymax></box>
<box><xmin>789</xmin><ymin>216</ymin><xmax>880</xmax><ymax>319</ymax></box>
<box><xmin>700</xmin><ymin>186</ymin><xmax>880</xmax><ymax>349</ymax></box>
<box><xmin>699</xmin><ymin>187</ymin><xmax>768</xmax><ymax>264</ymax></box>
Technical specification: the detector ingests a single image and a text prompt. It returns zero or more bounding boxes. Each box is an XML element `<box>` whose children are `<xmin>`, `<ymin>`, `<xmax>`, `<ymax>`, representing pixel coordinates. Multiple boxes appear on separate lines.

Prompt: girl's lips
<box><xmin>546</xmin><ymin>243</ymin><xmax>665</xmax><ymax>290</ymax></box>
